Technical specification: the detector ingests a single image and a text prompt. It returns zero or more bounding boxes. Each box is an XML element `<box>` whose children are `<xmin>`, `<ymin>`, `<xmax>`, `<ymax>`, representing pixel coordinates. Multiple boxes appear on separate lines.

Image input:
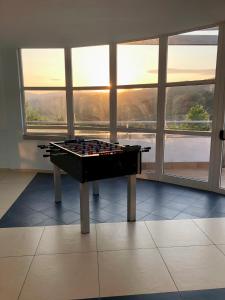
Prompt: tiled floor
<box><xmin>2</xmin><ymin>172</ymin><xmax>225</xmax><ymax>228</ymax></box>
<box><xmin>2</xmin><ymin>170</ymin><xmax>225</xmax><ymax>299</ymax></box>
<box><xmin>0</xmin><ymin>221</ymin><xmax>225</xmax><ymax>299</ymax></box>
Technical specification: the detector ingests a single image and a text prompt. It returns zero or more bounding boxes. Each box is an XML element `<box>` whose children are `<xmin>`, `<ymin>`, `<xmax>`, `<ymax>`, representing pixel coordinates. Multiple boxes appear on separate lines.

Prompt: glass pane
<box><xmin>72</xmin><ymin>45</ymin><xmax>109</xmax><ymax>87</ymax></box>
<box><xmin>164</xmin><ymin>134</ymin><xmax>211</xmax><ymax>181</ymax></box>
<box><xmin>21</xmin><ymin>49</ymin><xmax>65</xmax><ymax>87</ymax></box>
<box><xmin>117</xmin><ymin>39</ymin><xmax>159</xmax><ymax>85</ymax></box>
<box><xmin>165</xmin><ymin>85</ymin><xmax>214</xmax><ymax>131</ymax></box>
<box><xmin>118</xmin><ymin>132</ymin><xmax>156</xmax><ymax>173</ymax></box>
<box><xmin>74</xmin><ymin>130</ymin><xmax>109</xmax><ymax>140</ymax></box>
<box><xmin>73</xmin><ymin>90</ymin><xmax>109</xmax><ymax>129</ymax></box>
<box><xmin>167</xmin><ymin>27</ymin><xmax>218</xmax><ymax>82</ymax></box>
<box><xmin>117</xmin><ymin>88</ymin><xmax>157</xmax><ymax>130</ymax></box>
<box><xmin>25</xmin><ymin>91</ymin><xmax>67</xmax><ymax>126</ymax></box>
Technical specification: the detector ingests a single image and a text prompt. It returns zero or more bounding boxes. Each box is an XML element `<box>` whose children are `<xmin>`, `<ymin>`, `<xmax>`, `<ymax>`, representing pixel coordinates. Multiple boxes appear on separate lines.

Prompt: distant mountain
<box><xmin>26</xmin><ymin>85</ymin><xmax>214</xmax><ymax>125</ymax></box>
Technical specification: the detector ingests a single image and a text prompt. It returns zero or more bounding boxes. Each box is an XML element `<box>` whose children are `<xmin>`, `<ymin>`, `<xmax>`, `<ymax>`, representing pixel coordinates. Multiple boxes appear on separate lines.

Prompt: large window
<box><xmin>163</xmin><ymin>27</ymin><xmax>218</xmax><ymax>181</ymax></box>
<box><xmin>19</xmin><ymin>24</ymin><xmax>222</xmax><ymax>185</ymax></box>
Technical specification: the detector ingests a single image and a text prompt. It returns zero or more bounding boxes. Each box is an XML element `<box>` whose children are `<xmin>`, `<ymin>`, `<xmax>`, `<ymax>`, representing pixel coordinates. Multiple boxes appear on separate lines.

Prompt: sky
<box><xmin>21</xmin><ymin>29</ymin><xmax>218</xmax><ymax>88</ymax></box>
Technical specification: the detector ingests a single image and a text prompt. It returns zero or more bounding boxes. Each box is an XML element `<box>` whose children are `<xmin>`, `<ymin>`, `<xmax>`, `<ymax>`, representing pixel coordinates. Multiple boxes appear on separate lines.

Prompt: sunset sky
<box><xmin>21</xmin><ymin>29</ymin><xmax>218</xmax><ymax>88</ymax></box>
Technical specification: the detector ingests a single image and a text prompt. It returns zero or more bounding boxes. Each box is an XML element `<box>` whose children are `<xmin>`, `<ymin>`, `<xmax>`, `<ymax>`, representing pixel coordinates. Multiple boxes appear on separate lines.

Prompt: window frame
<box><xmin>19</xmin><ymin>48</ymin><xmax>68</xmax><ymax>136</ymax></box>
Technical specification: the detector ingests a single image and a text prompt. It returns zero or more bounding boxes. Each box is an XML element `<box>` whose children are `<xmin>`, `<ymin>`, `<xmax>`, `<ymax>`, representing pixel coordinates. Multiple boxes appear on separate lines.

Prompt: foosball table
<box><xmin>38</xmin><ymin>138</ymin><xmax>150</xmax><ymax>233</ymax></box>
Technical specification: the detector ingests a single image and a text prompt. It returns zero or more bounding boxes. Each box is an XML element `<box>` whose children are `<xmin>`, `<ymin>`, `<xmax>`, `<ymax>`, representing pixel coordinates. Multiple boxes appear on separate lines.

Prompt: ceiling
<box><xmin>0</xmin><ymin>0</ymin><xmax>225</xmax><ymax>47</ymax></box>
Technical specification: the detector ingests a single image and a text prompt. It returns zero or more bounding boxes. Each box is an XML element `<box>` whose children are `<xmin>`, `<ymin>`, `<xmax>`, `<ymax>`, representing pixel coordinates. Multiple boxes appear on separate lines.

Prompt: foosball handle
<box><xmin>38</xmin><ymin>145</ymin><xmax>48</xmax><ymax>149</ymax></box>
<box><xmin>142</xmin><ymin>147</ymin><xmax>151</xmax><ymax>152</ymax></box>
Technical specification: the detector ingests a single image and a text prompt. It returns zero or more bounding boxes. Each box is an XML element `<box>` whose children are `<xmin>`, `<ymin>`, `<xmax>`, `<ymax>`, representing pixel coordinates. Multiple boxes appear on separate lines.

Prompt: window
<box><xmin>117</xmin><ymin>88</ymin><xmax>157</xmax><ymax>130</ymax></box>
<box><xmin>117</xmin><ymin>39</ymin><xmax>159</xmax><ymax>85</ymax></box>
<box><xmin>71</xmin><ymin>45</ymin><xmax>110</xmax><ymax>138</ymax></box>
<box><xmin>116</xmin><ymin>39</ymin><xmax>159</xmax><ymax>174</ymax></box>
<box><xmin>163</xmin><ymin>27</ymin><xmax>219</xmax><ymax>181</ymax></box>
<box><xmin>19</xmin><ymin>24</ymin><xmax>222</xmax><ymax>185</ymax></box>
<box><xmin>72</xmin><ymin>45</ymin><xmax>109</xmax><ymax>87</ymax></box>
<box><xmin>167</xmin><ymin>28</ymin><xmax>218</xmax><ymax>82</ymax></box>
<box><xmin>165</xmin><ymin>84</ymin><xmax>214</xmax><ymax>131</ymax></box>
<box><xmin>73</xmin><ymin>90</ymin><xmax>109</xmax><ymax>130</ymax></box>
<box><xmin>21</xmin><ymin>49</ymin><xmax>65</xmax><ymax>87</ymax></box>
<box><xmin>21</xmin><ymin>49</ymin><xmax>66</xmax><ymax>134</ymax></box>
<box><xmin>164</xmin><ymin>134</ymin><xmax>211</xmax><ymax>180</ymax></box>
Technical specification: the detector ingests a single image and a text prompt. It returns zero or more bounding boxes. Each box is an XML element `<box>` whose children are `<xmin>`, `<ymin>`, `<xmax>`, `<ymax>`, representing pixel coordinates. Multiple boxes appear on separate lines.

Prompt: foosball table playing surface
<box><xmin>39</xmin><ymin>138</ymin><xmax>150</xmax><ymax>233</ymax></box>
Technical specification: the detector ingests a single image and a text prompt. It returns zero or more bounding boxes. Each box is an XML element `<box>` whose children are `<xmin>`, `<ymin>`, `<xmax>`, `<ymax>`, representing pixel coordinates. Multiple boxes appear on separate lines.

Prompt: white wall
<box><xmin>0</xmin><ymin>49</ymin><xmax>52</xmax><ymax>170</ymax></box>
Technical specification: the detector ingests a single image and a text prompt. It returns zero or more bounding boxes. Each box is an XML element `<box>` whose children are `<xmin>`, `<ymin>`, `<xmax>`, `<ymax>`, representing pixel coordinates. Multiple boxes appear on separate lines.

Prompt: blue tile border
<box><xmin>87</xmin><ymin>288</ymin><xmax>225</xmax><ymax>300</ymax></box>
<box><xmin>1</xmin><ymin>173</ymin><xmax>225</xmax><ymax>227</ymax></box>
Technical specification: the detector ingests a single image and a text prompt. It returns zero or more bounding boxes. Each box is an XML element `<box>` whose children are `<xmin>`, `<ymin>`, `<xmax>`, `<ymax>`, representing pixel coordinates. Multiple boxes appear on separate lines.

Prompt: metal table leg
<box><xmin>127</xmin><ymin>175</ymin><xmax>136</xmax><ymax>222</ymax></box>
<box><xmin>80</xmin><ymin>182</ymin><xmax>90</xmax><ymax>234</ymax></box>
<box><xmin>53</xmin><ymin>164</ymin><xmax>62</xmax><ymax>203</ymax></box>
<box><xmin>92</xmin><ymin>181</ymin><xmax>99</xmax><ymax>196</ymax></box>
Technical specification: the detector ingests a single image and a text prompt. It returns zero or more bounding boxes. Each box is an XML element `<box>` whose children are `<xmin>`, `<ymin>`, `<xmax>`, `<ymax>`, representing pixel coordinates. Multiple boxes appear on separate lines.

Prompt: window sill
<box><xmin>23</xmin><ymin>134</ymin><xmax>67</xmax><ymax>141</ymax></box>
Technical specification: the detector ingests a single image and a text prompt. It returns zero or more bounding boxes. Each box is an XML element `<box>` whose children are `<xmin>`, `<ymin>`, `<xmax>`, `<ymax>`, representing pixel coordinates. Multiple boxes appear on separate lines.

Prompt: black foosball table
<box><xmin>39</xmin><ymin>138</ymin><xmax>150</xmax><ymax>233</ymax></box>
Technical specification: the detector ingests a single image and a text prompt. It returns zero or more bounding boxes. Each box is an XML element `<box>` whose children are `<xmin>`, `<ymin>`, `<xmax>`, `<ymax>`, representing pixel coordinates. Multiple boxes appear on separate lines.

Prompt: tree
<box><xmin>184</xmin><ymin>104</ymin><xmax>210</xmax><ymax>131</ymax></box>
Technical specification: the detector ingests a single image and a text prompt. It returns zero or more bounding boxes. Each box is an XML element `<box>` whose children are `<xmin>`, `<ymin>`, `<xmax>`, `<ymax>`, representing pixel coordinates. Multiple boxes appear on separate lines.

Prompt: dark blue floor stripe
<box><xmin>1</xmin><ymin>173</ymin><xmax>225</xmax><ymax>227</ymax></box>
<box><xmin>87</xmin><ymin>288</ymin><xmax>225</xmax><ymax>300</ymax></box>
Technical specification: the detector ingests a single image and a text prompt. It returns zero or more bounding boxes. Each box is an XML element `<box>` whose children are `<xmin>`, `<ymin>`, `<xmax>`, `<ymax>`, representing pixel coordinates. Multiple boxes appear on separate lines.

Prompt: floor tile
<box><xmin>0</xmin><ymin>207</ymin><xmax>7</xmax><ymax>219</ymax></box>
<box><xmin>0</xmin><ymin>211</ymin><xmax>50</xmax><ymax>227</ymax></box>
<box><xmin>98</xmin><ymin>249</ymin><xmax>177</xmax><ymax>297</ymax></box>
<box><xmin>174</xmin><ymin>213</ymin><xmax>195</xmax><ymax>220</ymax></box>
<box><xmin>0</xmin><ymin>227</ymin><xmax>44</xmax><ymax>257</ymax></box>
<box><xmin>0</xmin><ymin>255</ymin><xmax>33</xmax><ymax>300</ymax></box>
<box><xmin>145</xmin><ymin>220</ymin><xmax>212</xmax><ymax>247</ymax></box>
<box><xmin>216</xmin><ymin>244</ymin><xmax>225</xmax><ymax>255</ymax></box>
<box><xmin>182</xmin><ymin>206</ymin><xmax>211</xmax><ymax>218</ymax></box>
<box><xmin>151</xmin><ymin>206</ymin><xmax>181</xmax><ymax>219</ymax></box>
<box><xmin>180</xmin><ymin>288</ymin><xmax>225</xmax><ymax>299</ymax></box>
<box><xmin>37</xmin><ymin>224</ymin><xmax>97</xmax><ymax>254</ymax></box>
<box><xmin>0</xmin><ymin>183</ymin><xmax>25</xmax><ymax>209</ymax></box>
<box><xmin>19</xmin><ymin>252</ymin><xmax>99</xmax><ymax>300</ymax></box>
<box><xmin>194</xmin><ymin>218</ymin><xmax>225</xmax><ymax>244</ymax></box>
<box><xmin>0</xmin><ymin>171</ymin><xmax>35</xmax><ymax>185</ymax></box>
<box><xmin>96</xmin><ymin>222</ymin><xmax>155</xmax><ymax>251</ymax></box>
<box><xmin>160</xmin><ymin>245</ymin><xmax>225</xmax><ymax>291</ymax></box>
<box><xmin>95</xmin><ymin>291</ymin><xmax>182</xmax><ymax>299</ymax></box>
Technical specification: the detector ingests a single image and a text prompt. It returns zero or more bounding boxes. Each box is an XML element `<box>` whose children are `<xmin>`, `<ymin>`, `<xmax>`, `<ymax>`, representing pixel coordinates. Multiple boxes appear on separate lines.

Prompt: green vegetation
<box><xmin>25</xmin><ymin>86</ymin><xmax>214</xmax><ymax>131</ymax></box>
<box><xmin>185</xmin><ymin>104</ymin><xmax>210</xmax><ymax>131</ymax></box>
<box><xmin>166</xmin><ymin>85</ymin><xmax>213</xmax><ymax>131</ymax></box>
<box><xmin>25</xmin><ymin>103</ymin><xmax>47</xmax><ymax>122</ymax></box>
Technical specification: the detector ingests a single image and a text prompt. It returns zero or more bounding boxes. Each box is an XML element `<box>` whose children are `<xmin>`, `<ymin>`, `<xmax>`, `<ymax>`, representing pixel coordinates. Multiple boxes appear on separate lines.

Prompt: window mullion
<box><xmin>155</xmin><ymin>36</ymin><xmax>168</xmax><ymax>180</ymax></box>
<box><xmin>110</xmin><ymin>43</ymin><xmax>117</xmax><ymax>142</ymax></box>
<box><xmin>17</xmin><ymin>49</ymin><xmax>27</xmax><ymax>135</ymax></box>
<box><xmin>64</xmin><ymin>48</ymin><xmax>74</xmax><ymax>138</ymax></box>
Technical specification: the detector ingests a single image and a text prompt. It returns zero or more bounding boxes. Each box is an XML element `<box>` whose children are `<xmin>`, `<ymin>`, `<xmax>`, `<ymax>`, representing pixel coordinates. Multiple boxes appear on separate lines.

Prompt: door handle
<box><xmin>219</xmin><ymin>130</ymin><xmax>225</xmax><ymax>140</ymax></box>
